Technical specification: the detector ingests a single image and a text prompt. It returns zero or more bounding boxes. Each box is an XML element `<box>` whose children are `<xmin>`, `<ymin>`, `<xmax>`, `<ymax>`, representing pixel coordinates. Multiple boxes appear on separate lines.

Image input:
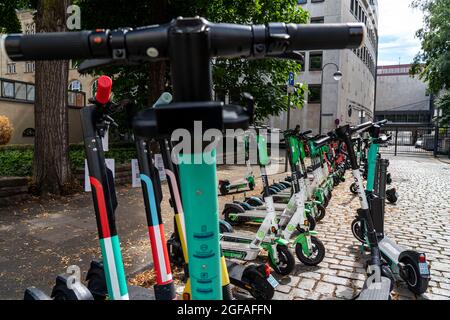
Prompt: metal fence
<box><xmin>380</xmin><ymin>124</ymin><xmax>450</xmax><ymax>157</ymax></box>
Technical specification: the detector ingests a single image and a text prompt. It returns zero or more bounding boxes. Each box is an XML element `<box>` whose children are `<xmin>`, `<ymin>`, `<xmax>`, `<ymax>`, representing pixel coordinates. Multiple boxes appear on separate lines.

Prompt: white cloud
<box><xmin>377</xmin><ymin>0</ymin><xmax>424</xmax><ymax>66</ymax></box>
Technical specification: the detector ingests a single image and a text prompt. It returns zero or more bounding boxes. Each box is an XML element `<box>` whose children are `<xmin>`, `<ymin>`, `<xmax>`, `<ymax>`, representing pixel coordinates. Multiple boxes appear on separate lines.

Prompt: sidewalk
<box><xmin>0</xmin><ymin>163</ymin><xmax>274</xmax><ymax>300</ymax></box>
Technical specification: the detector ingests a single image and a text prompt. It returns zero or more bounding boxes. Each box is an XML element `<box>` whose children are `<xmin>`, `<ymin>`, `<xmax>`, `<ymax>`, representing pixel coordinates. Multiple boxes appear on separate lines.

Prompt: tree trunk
<box><xmin>33</xmin><ymin>0</ymin><xmax>73</xmax><ymax>196</ymax></box>
<box><xmin>146</xmin><ymin>0</ymin><xmax>169</xmax><ymax>106</ymax></box>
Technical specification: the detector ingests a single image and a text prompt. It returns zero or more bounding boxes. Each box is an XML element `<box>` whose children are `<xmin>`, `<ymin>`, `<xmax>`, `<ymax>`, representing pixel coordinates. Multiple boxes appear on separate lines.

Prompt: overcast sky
<box><xmin>377</xmin><ymin>0</ymin><xmax>424</xmax><ymax>66</ymax></box>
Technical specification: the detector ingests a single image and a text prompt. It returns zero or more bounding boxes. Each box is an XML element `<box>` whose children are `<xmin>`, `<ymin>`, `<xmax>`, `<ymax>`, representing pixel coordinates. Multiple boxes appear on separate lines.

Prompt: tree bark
<box><xmin>33</xmin><ymin>0</ymin><xmax>73</xmax><ymax>196</ymax></box>
<box><xmin>146</xmin><ymin>0</ymin><xmax>169</xmax><ymax>106</ymax></box>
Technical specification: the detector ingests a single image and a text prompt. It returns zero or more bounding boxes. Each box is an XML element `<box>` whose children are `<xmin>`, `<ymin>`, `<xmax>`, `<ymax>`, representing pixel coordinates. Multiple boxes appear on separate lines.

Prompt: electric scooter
<box><xmin>314</xmin><ymin>122</ymin><xmax>393</xmax><ymax>300</ymax></box>
<box><xmin>350</xmin><ymin>122</ymin><xmax>430</xmax><ymax>295</ymax></box>
<box><xmin>224</xmin><ymin>129</ymin><xmax>319</xmax><ymax>229</ymax></box>
<box><xmin>4</xmin><ymin>16</ymin><xmax>365</xmax><ymax>299</ymax></box>
<box><xmin>218</xmin><ymin>134</ymin><xmax>256</xmax><ymax>195</ymax></box>
<box><xmin>243</xmin><ymin>129</ymin><xmax>326</xmax><ymax>222</ymax></box>
<box><xmin>25</xmin><ymin>77</ymin><xmax>136</xmax><ymax>301</ymax></box>
<box><xmin>220</xmin><ymin>130</ymin><xmax>317</xmax><ymax>272</ymax></box>
<box><xmin>147</xmin><ymin>92</ymin><xmax>278</xmax><ymax>300</ymax></box>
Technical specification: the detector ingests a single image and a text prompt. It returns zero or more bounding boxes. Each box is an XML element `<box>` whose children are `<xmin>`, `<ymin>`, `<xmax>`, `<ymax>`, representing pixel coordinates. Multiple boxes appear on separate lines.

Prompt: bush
<box><xmin>0</xmin><ymin>143</ymin><xmax>137</xmax><ymax>177</ymax></box>
<box><xmin>0</xmin><ymin>116</ymin><xmax>13</xmax><ymax>146</ymax></box>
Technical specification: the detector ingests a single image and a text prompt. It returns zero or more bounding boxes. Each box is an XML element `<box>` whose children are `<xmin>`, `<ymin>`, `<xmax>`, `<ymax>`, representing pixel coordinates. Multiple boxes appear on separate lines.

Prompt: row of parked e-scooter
<box><xmin>2</xmin><ymin>17</ymin><xmax>431</xmax><ymax>301</ymax></box>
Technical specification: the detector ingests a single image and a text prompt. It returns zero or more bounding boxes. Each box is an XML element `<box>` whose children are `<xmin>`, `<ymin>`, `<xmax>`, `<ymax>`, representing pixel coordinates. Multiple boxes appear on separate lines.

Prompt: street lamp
<box><xmin>319</xmin><ymin>62</ymin><xmax>342</xmax><ymax>134</ymax></box>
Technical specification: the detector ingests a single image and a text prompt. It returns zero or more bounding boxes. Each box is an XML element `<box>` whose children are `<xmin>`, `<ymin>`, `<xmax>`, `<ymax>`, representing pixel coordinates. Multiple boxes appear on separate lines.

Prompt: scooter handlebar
<box><xmin>350</xmin><ymin>121</ymin><xmax>373</xmax><ymax>134</ymax></box>
<box><xmin>3</xmin><ymin>18</ymin><xmax>365</xmax><ymax>62</ymax></box>
<box><xmin>312</xmin><ymin>135</ymin><xmax>335</xmax><ymax>148</ymax></box>
<box><xmin>3</xmin><ymin>31</ymin><xmax>94</xmax><ymax>61</ymax></box>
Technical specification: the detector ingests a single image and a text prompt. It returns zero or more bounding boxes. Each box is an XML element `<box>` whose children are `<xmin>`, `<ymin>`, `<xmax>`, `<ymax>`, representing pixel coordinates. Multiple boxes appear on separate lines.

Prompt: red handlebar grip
<box><xmin>95</xmin><ymin>75</ymin><xmax>112</xmax><ymax>105</ymax></box>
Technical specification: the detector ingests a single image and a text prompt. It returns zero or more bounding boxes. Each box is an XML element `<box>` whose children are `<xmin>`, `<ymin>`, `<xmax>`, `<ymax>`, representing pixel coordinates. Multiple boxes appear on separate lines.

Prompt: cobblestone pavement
<box><xmin>0</xmin><ymin>154</ymin><xmax>448</xmax><ymax>300</ymax></box>
<box><xmin>249</xmin><ymin>154</ymin><xmax>449</xmax><ymax>300</ymax></box>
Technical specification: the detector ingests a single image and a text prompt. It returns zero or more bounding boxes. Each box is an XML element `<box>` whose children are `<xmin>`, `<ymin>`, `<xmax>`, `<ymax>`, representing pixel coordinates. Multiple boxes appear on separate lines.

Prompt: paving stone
<box><xmin>279</xmin><ymin>275</ymin><xmax>300</xmax><ymax>287</ymax></box>
<box><xmin>297</xmin><ymin>278</ymin><xmax>316</xmax><ymax>290</ymax></box>
<box><xmin>431</xmin><ymin>287</ymin><xmax>450</xmax><ymax>297</ymax></box>
<box><xmin>315</xmin><ymin>282</ymin><xmax>335</xmax><ymax>295</ymax></box>
<box><xmin>275</xmin><ymin>284</ymin><xmax>292</xmax><ymax>294</ymax></box>
<box><xmin>322</xmin><ymin>275</ymin><xmax>350</xmax><ymax>286</ymax></box>
<box><xmin>335</xmin><ymin>285</ymin><xmax>355</xmax><ymax>299</ymax></box>
<box><xmin>292</xmin><ymin>288</ymin><xmax>321</xmax><ymax>300</ymax></box>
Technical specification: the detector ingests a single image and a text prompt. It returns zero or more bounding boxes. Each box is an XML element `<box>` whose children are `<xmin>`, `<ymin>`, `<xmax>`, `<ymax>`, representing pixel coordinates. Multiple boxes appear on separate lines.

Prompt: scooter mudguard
<box><xmin>275</xmin><ymin>238</ymin><xmax>289</xmax><ymax>246</ymax></box>
<box><xmin>246</xmin><ymin>196</ymin><xmax>264</xmax><ymax>206</ymax></box>
<box><xmin>398</xmin><ymin>250</ymin><xmax>430</xmax><ymax>278</ymax></box>
<box><xmin>294</xmin><ymin>231</ymin><xmax>318</xmax><ymax>256</ymax></box>
<box><xmin>178</xmin><ymin>150</ymin><xmax>222</xmax><ymax>300</ymax></box>
<box><xmin>224</xmin><ymin>203</ymin><xmax>246</xmax><ymax>213</ymax></box>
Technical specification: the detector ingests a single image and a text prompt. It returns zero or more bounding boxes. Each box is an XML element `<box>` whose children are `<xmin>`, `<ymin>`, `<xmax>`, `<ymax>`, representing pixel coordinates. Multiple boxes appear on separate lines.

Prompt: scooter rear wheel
<box><xmin>400</xmin><ymin>257</ymin><xmax>430</xmax><ymax>295</ymax></box>
<box><xmin>219</xmin><ymin>181</ymin><xmax>230</xmax><ymax>195</ymax></box>
<box><xmin>223</xmin><ymin>207</ymin><xmax>243</xmax><ymax>226</ymax></box>
<box><xmin>268</xmin><ymin>245</ymin><xmax>295</xmax><ymax>276</ymax></box>
<box><xmin>244</xmin><ymin>266</ymin><xmax>275</xmax><ymax>300</ymax></box>
<box><xmin>295</xmin><ymin>236</ymin><xmax>325</xmax><ymax>266</ymax></box>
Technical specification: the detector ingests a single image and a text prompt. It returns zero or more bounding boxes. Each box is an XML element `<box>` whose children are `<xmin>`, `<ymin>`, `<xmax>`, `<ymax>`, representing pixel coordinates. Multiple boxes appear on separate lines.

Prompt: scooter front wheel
<box><xmin>297</xmin><ymin>214</ymin><xmax>316</xmax><ymax>232</ymax></box>
<box><xmin>350</xmin><ymin>182</ymin><xmax>358</xmax><ymax>195</ymax></box>
<box><xmin>268</xmin><ymin>245</ymin><xmax>295</xmax><ymax>276</ymax></box>
<box><xmin>315</xmin><ymin>205</ymin><xmax>326</xmax><ymax>222</ymax></box>
<box><xmin>295</xmin><ymin>236</ymin><xmax>325</xmax><ymax>266</ymax></box>
<box><xmin>351</xmin><ymin>218</ymin><xmax>365</xmax><ymax>244</ymax></box>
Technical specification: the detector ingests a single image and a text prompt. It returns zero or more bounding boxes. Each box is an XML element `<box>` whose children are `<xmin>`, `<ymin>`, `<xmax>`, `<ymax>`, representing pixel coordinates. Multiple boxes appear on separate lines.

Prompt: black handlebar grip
<box><xmin>4</xmin><ymin>31</ymin><xmax>93</xmax><ymax>61</ymax></box>
<box><xmin>301</xmin><ymin>130</ymin><xmax>313</xmax><ymax>136</ymax></box>
<box><xmin>286</xmin><ymin>23</ymin><xmax>365</xmax><ymax>51</ymax></box>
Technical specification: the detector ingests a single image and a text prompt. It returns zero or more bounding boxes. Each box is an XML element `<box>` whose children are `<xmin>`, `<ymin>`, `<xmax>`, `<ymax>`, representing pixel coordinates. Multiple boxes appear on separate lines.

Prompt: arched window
<box><xmin>68</xmin><ymin>80</ymin><xmax>82</xmax><ymax>92</ymax></box>
<box><xmin>23</xmin><ymin>128</ymin><xmax>35</xmax><ymax>137</ymax></box>
<box><xmin>91</xmin><ymin>79</ymin><xmax>98</xmax><ymax>97</ymax></box>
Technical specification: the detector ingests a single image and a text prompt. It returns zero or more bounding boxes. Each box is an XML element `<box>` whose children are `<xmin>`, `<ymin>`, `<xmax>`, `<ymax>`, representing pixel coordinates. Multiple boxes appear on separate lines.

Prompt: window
<box><xmin>25</xmin><ymin>23</ymin><xmax>35</xmax><ymax>35</ymax></box>
<box><xmin>25</xmin><ymin>61</ymin><xmax>35</xmax><ymax>73</ymax></box>
<box><xmin>68</xmin><ymin>80</ymin><xmax>82</xmax><ymax>92</ymax></box>
<box><xmin>6</xmin><ymin>63</ymin><xmax>16</xmax><ymax>74</ymax></box>
<box><xmin>310</xmin><ymin>17</ymin><xmax>324</xmax><ymax>23</ymax></box>
<box><xmin>91</xmin><ymin>79</ymin><xmax>98</xmax><ymax>97</ymax></box>
<box><xmin>70</xmin><ymin>60</ymin><xmax>80</xmax><ymax>70</ymax></box>
<box><xmin>308</xmin><ymin>85</ymin><xmax>321</xmax><ymax>103</ymax></box>
<box><xmin>15</xmin><ymin>83</ymin><xmax>27</xmax><ymax>100</ymax></box>
<box><xmin>309</xmin><ymin>52</ymin><xmax>323</xmax><ymax>71</ymax></box>
<box><xmin>26</xmin><ymin>84</ymin><xmax>35</xmax><ymax>101</ymax></box>
<box><xmin>299</xmin><ymin>52</ymin><xmax>306</xmax><ymax>71</ymax></box>
<box><xmin>297</xmin><ymin>0</ymin><xmax>307</xmax><ymax>4</ymax></box>
<box><xmin>23</xmin><ymin>128</ymin><xmax>35</xmax><ymax>138</ymax></box>
<box><xmin>2</xmin><ymin>81</ymin><xmax>14</xmax><ymax>98</ymax></box>
<box><xmin>351</xmin><ymin>0</ymin><xmax>355</xmax><ymax>13</ymax></box>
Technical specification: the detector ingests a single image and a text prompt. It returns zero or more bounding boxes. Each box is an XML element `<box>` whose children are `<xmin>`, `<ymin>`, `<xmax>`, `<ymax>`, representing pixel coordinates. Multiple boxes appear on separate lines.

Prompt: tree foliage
<box><xmin>410</xmin><ymin>0</ymin><xmax>450</xmax><ymax>94</ymax></box>
<box><xmin>0</xmin><ymin>1</ymin><xmax>24</xmax><ymax>33</ymax></box>
<box><xmin>435</xmin><ymin>91</ymin><xmax>450</xmax><ymax>126</ymax></box>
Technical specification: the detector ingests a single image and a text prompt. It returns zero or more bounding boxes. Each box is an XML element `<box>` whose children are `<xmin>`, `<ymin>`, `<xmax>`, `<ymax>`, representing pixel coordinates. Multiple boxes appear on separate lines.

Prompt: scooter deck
<box><xmin>379</xmin><ymin>236</ymin><xmax>404</xmax><ymax>264</ymax></box>
<box><xmin>357</xmin><ymin>277</ymin><xmax>391</xmax><ymax>300</ymax></box>
<box><xmin>220</xmin><ymin>239</ymin><xmax>260</xmax><ymax>261</ymax></box>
